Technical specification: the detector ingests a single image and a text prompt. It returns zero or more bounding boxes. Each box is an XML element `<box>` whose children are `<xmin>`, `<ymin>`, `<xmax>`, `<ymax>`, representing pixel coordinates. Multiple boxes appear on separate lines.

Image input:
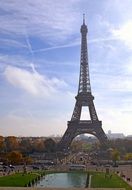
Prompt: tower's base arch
<box><xmin>57</xmin><ymin>120</ymin><xmax>108</xmax><ymax>152</ymax></box>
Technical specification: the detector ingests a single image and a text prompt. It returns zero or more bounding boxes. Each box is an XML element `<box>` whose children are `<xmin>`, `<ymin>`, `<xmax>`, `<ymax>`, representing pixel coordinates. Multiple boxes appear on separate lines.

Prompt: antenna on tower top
<box><xmin>83</xmin><ymin>13</ymin><xmax>85</xmax><ymax>24</ymax></box>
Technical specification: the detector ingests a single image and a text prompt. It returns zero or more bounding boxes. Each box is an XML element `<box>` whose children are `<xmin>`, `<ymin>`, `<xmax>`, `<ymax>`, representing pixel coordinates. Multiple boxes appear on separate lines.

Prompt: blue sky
<box><xmin>0</xmin><ymin>0</ymin><xmax>132</xmax><ymax>136</ymax></box>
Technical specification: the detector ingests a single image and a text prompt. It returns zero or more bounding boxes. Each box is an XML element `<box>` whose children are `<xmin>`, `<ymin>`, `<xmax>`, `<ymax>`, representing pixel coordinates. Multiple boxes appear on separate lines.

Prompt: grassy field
<box><xmin>90</xmin><ymin>172</ymin><xmax>131</xmax><ymax>190</ymax></box>
<box><xmin>0</xmin><ymin>173</ymin><xmax>39</xmax><ymax>187</ymax></box>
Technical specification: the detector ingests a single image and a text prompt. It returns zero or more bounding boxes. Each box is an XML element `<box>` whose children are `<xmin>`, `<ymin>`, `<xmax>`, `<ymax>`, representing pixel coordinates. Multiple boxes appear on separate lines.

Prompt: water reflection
<box><xmin>35</xmin><ymin>172</ymin><xmax>87</xmax><ymax>188</ymax></box>
<box><xmin>67</xmin><ymin>172</ymin><xmax>86</xmax><ymax>187</ymax></box>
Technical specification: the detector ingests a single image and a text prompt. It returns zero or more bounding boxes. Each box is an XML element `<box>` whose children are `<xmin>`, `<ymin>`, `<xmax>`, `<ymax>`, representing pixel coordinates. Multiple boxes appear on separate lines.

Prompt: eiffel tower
<box><xmin>57</xmin><ymin>15</ymin><xmax>108</xmax><ymax>151</ymax></box>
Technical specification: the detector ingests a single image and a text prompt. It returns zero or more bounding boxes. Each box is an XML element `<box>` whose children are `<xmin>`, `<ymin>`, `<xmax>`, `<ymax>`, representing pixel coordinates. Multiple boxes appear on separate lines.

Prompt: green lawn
<box><xmin>0</xmin><ymin>173</ymin><xmax>39</xmax><ymax>187</ymax></box>
<box><xmin>90</xmin><ymin>172</ymin><xmax>131</xmax><ymax>190</ymax></box>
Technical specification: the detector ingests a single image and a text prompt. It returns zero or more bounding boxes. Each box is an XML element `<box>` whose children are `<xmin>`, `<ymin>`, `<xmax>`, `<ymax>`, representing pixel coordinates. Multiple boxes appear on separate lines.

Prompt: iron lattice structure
<box><xmin>57</xmin><ymin>16</ymin><xmax>108</xmax><ymax>151</ymax></box>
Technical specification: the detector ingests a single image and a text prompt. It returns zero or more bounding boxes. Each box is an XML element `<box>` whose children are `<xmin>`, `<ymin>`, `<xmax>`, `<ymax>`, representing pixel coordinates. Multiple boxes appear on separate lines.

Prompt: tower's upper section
<box><xmin>78</xmin><ymin>14</ymin><xmax>91</xmax><ymax>94</ymax></box>
<box><xmin>80</xmin><ymin>14</ymin><xmax>88</xmax><ymax>34</ymax></box>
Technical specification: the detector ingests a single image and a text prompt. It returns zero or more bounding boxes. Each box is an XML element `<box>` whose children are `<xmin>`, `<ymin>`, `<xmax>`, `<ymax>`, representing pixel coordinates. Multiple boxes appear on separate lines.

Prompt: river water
<box><xmin>35</xmin><ymin>172</ymin><xmax>87</xmax><ymax>188</ymax></box>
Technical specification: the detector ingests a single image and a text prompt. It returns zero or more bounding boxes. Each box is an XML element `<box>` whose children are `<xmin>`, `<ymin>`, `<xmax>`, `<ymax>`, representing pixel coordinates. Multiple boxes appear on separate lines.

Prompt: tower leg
<box><xmin>57</xmin><ymin>125</ymin><xmax>76</xmax><ymax>151</ymax></box>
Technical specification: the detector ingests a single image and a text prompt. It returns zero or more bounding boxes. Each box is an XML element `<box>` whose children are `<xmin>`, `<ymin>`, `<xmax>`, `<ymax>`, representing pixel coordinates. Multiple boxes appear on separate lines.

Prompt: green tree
<box><xmin>71</xmin><ymin>140</ymin><xmax>83</xmax><ymax>152</ymax></box>
<box><xmin>124</xmin><ymin>153</ymin><xmax>132</xmax><ymax>160</ymax></box>
<box><xmin>82</xmin><ymin>143</ymin><xmax>92</xmax><ymax>152</ymax></box>
<box><xmin>19</xmin><ymin>138</ymin><xmax>32</xmax><ymax>153</ymax></box>
<box><xmin>44</xmin><ymin>138</ymin><xmax>56</xmax><ymax>152</ymax></box>
<box><xmin>111</xmin><ymin>149</ymin><xmax>120</xmax><ymax>165</ymax></box>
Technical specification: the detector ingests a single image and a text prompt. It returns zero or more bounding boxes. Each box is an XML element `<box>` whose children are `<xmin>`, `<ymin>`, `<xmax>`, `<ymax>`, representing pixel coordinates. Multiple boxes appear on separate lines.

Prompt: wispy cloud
<box><xmin>0</xmin><ymin>0</ymin><xmax>81</xmax><ymax>43</ymax></box>
<box><xmin>33</xmin><ymin>38</ymin><xmax>80</xmax><ymax>53</ymax></box>
<box><xmin>125</xmin><ymin>58</ymin><xmax>132</xmax><ymax>74</ymax></box>
<box><xmin>0</xmin><ymin>53</ymin><xmax>57</xmax><ymax>75</ymax></box>
<box><xmin>112</xmin><ymin>21</ymin><xmax>132</xmax><ymax>49</ymax></box>
<box><xmin>0</xmin><ymin>54</ymin><xmax>35</xmax><ymax>71</ymax></box>
<box><xmin>111</xmin><ymin>77</ymin><xmax>132</xmax><ymax>92</ymax></box>
<box><xmin>89</xmin><ymin>37</ymin><xmax>116</xmax><ymax>44</ymax></box>
<box><xmin>25</xmin><ymin>30</ymin><xmax>34</xmax><ymax>56</ymax></box>
<box><xmin>92</xmin><ymin>72</ymin><xmax>132</xmax><ymax>96</ymax></box>
<box><xmin>4</xmin><ymin>65</ymin><xmax>68</xmax><ymax>97</ymax></box>
<box><xmin>0</xmin><ymin>38</ymin><xmax>27</xmax><ymax>48</ymax></box>
<box><xmin>32</xmin><ymin>37</ymin><xmax>117</xmax><ymax>53</ymax></box>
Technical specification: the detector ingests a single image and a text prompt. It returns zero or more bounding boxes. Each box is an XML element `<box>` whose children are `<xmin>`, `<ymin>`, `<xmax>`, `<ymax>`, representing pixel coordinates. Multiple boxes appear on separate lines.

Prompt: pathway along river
<box><xmin>35</xmin><ymin>172</ymin><xmax>88</xmax><ymax>188</ymax></box>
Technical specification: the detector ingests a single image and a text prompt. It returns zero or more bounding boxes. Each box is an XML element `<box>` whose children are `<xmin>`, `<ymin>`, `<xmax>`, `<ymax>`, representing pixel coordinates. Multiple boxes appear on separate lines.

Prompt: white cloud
<box><xmin>4</xmin><ymin>65</ymin><xmax>67</xmax><ymax>97</ymax></box>
<box><xmin>0</xmin><ymin>0</ymin><xmax>81</xmax><ymax>43</ymax></box>
<box><xmin>106</xmin><ymin>75</ymin><xmax>132</xmax><ymax>92</ymax></box>
<box><xmin>92</xmin><ymin>73</ymin><xmax>132</xmax><ymax>95</ymax></box>
<box><xmin>0</xmin><ymin>54</ymin><xmax>34</xmax><ymax>69</ymax></box>
<box><xmin>125</xmin><ymin>59</ymin><xmax>132</xmax><ymax>74</ymax></box>
<box><xmin>112</xmin><ymin>21</ymin><xmax>132</xmax><ymax>49</ymax></box>
<box><xmin>89</xmin><ymin>37</ymin><xmax>115</xmax><ymax>44</ymax></box>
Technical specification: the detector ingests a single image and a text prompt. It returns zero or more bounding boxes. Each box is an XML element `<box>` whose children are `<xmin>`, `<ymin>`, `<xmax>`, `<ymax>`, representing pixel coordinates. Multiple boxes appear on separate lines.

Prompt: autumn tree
<box><xmin>5</xmin><ymin>136</ymin><xmax>19</xmax><ymax>152</ymax></box>
<box><xmin>7</xmin><ymin>151</ymin><xmax>23</xmax><ymax>165</ymax></box>
<box><xmin>32</xmin><ymin>139</ymin><xmax>45</xmax><ymax>153</ymax></box>
<box><xmin>23</xmin><ymin>156</ymin><xmax>33</xmax><ymax>164</ymax></box>
<box><xmin>0</xmin><ymin>136</ymin><xmax>5</xmax><ymax>153</ymax></box>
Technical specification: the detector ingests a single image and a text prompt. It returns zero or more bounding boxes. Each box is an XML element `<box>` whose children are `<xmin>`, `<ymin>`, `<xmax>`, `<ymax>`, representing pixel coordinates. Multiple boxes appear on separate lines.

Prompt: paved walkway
<box><xmin>0</xmin><ymin>188</ymin><xmax>125</xmax><ymax>190</ymax></box>
<box><xmin>113</xmin><ymin>165</ymin><xmax>132</xmax><ymax>187</ymax></box>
